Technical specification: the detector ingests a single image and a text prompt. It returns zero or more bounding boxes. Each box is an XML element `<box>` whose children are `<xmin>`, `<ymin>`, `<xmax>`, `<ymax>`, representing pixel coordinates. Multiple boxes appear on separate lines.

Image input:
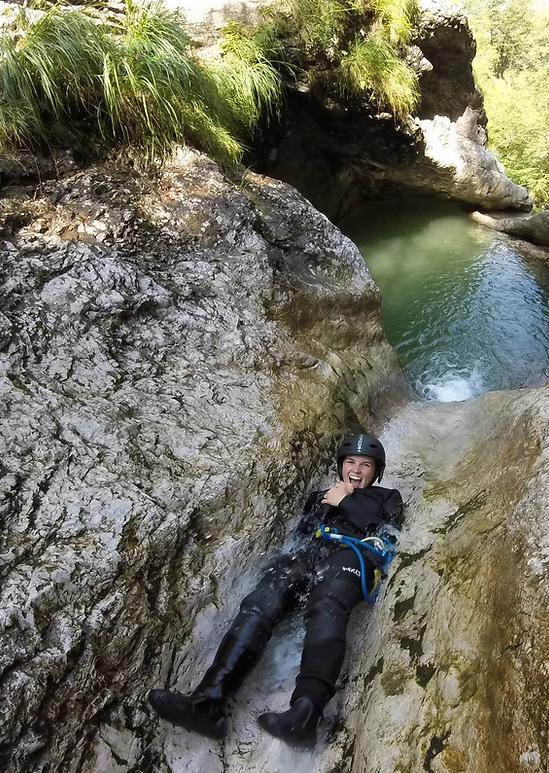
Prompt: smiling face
<box><xmin>341</xmin><ymin>455</ymin><xmax>377</xmax><ymax>489</ymax></box>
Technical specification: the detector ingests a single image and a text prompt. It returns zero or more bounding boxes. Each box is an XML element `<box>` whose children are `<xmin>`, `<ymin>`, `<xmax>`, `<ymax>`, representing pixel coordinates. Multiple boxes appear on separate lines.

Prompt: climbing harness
<box><xmin>315</xmin><ymin>524</ymin><xmax>397</xmax><ymax>604</ymax></box>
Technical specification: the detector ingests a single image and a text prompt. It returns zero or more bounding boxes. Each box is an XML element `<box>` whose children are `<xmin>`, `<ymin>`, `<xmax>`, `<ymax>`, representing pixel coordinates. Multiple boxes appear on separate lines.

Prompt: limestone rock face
<box><xmin>472</xmin><ymin>209</ymin><xmax>549</xmax><ymax>247</ymax></box>
<box><xmin>0</xmin><ymin>149</ymin><xmax>404</xmax><ymax>773</ymax></box>
<box><xmin>260</xmin><ymin>3</ymin><xmax>532</xmax><ymax>219</ymax></box>
<box><xmin>181</xmin><ymin>386</ymin><xmax>549</xmax><ymax>773</ymax></box>
<box><xmin>387</xmin><ymin>110</ymin><xmax>532</xmax><ymax>212</ymax></box>
<box><xmin>347</xmin><ymin>387</ymin><xmax>549</xmax><ymax>773</ymax></box>
<box><xmin>415</xmin><ymin>0</ymin><xmax>478</xmax><ymax>121</ymax></box>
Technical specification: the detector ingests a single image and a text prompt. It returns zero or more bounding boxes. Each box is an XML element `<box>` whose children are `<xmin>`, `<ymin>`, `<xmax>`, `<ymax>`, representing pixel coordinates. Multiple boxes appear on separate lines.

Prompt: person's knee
<box><xmin>309</xmin><ymin>574</ymin><xmax>363</xmax><ymax>614</ymax></box>
<box><xmin>238</xmin><ymin>575</ymin><xmax>300</xmax><ymax>627</ymax></box>
<box><xmin>238</xmin><ymin>592</ymin><xmax>279</xmax><ymax>626</ymax></box>
<box><xmin>303</xmin><ymin>590</ymin><xmax>350</xmax><ymax>640</ymax></box>
<box><xmin>304</xmin><ymin>573</ymin><xmax>365</xmax><ymax>637</ymax></box>
<box><xmin>240</xmin><ymin>557</ymin><xmax>307</xmax><ymax>622</ymax></box>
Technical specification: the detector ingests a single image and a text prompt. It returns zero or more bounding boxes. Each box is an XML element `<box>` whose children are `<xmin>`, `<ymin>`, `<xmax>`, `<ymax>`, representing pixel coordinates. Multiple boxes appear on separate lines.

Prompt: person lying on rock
<box><xmin>148</xmin><ymin>434</ymin><xmax>403</xmax><ymax>748</ymax></box>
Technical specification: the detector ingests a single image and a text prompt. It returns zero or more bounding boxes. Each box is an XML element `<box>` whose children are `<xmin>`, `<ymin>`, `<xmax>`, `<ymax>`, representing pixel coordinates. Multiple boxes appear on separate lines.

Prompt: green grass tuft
<box><xmin>0</xmin><ymin>0</ymin><xmax>420</xmax><ymax>163</ymax></box>
<box><xmin>364</xmin><ymin>0</ymin><xmax>419</xmax><ymax>44</ymax></box>
<box><xmin>278</xmin><ymin>0</ymin><xmax>357</xmax><ymax>57</ymax></box>
<box><xmin>213</xmin><ymin>20</ymin><xmax>283</xmax><ymax>131</ymax></box>
<box><xmin>333</xmin><ymin>34</ymin><xmax>419</xmax><ymax>117</ymax></box>
<box><xmin>99</xmin><ymin>1</ymin><xmax>242</xmax><ymax>161</ymax></box>
<box><xmin>0</xmin><ymin>0</ymin><xmax>283</xmax><ymax>163</ymax></box>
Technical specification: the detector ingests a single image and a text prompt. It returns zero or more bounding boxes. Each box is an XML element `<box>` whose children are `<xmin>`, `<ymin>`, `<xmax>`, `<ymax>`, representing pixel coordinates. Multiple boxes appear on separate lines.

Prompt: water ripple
<box><xmin>341</xmin><ymin>199</ymin><xmax>549</xmax><ymax>401</ymax></box>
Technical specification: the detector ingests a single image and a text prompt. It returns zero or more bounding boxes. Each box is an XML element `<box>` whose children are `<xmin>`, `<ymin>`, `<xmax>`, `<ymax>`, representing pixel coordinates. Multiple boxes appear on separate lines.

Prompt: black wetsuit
<box><xmin>226</xmin><ymin>485</ymin><xmax>403</xmax><ymax>712</ymax></box>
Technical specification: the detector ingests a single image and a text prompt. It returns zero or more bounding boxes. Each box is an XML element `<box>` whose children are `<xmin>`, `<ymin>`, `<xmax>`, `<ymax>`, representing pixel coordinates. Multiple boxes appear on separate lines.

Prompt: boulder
<box><xmin>259</xmin><ymin>4</ymin><xmax>532</xmax><ymax>219</ymax></box>
<box><xmin>0</xmin><ymin>148</ymin><xmax>404</xmax><ymax>773</ymax></box>
<box><xmin>471</xmin><ymin>210</ymin><xmax>549</xmax><ymax>247</ymax></box>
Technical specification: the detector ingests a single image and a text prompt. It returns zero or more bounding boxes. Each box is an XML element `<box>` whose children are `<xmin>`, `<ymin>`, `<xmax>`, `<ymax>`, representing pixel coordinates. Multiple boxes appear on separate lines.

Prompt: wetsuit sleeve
<box><xmin>382</xmin><ymin>489</ymin><xmax>404</xmax><ymax>528</ymax></box>
<box><xmin>295</xmin><ymin>491</ymin><xmax>326</xmax><ymax>536</ymax></box>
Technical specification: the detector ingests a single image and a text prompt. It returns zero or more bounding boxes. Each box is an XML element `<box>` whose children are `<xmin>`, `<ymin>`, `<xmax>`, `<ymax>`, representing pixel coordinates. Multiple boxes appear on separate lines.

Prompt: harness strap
<box><xmin>315</xmin><ymin>524</ymin><xmax>397</xmax><ymax>604</ymax></box>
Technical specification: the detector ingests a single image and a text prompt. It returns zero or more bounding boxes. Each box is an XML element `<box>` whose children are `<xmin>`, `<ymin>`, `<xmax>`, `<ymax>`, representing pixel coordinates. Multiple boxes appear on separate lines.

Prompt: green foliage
<box><xmin>464</xmin><ymin>0</ymin><xmax>533</xmax><ymax>78</ymax></box>
<box><xmin>0</xmin><ymin>0</ymin><xmax>282</xmax><ymax>163</ymax></box>
<box><xmin>333</xmin><ymin>34</ymin><xmax>418</xmax><ymax>117</ymax></box>
<box><xmin>0</xmin><ymin>6</ymin><xmax>106</xmax><ymax>149</ymax></box>
<box><xmin>101</xmin><ymin>1</ymin><xmax>241</xmax><ymax>161</ymax></box>
<box><xmin>274</xmin><ymin>0</ymin><xmax>418</xmax><ymax>54</ymax></box>
<box><xmin>275</xmin><ymin>0</ymin><xmax>355</xmax><ymax>58</ymax></box>
<box><xmin>272</xmin><ymin>0</ymin><xmax>419</xmax><ymax>118</ymax></box>
<box><xmin>214</xmin><ymin>20</ymin><xmax>284</xmax><ymax>130</ymax></box>
<box><xmin>366</xmin><ymin>0</ymin><xmax>419</xmax><ymax>44</ymax></box>
<box><xmin>461</xmin><ymin>0</ymin><xmax>549</xmax><ymax>206</ymax></box>
<box><xmin>0</xmin><ymin>0</ymin><xmax>420</xmax><ymax>163</ymax></box>
<box><xmin>481</xmin><ymin>66</ymin><xmax>549</xmax><ymax>206</ymax></box>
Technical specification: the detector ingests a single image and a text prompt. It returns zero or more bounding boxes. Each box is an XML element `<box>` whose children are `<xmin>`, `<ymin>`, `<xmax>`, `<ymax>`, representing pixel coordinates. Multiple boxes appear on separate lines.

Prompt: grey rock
<box><xmin>388</xmin><ymin>111</ymin><xmax>532</xmax><ymax>211</ymax></box>
<box><xmin>0</xmin><ymin>148</ymin><xmax>404</xmax><ymax>773</ymax></box>
<box><xmin>471</xmin><ymin>209</ymin><xmax>549</xmax><ymax>247</ymax></box>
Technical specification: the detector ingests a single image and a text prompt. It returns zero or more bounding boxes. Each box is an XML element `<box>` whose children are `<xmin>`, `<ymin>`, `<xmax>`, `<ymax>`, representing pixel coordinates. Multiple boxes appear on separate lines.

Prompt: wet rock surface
<box><xmin>351</xmin><ymin>389</ymin><xmax>549</xmax><ymax>773</ymax></box>
<box><xmin>0</xmin><ymin>148</ymin><xmax>404</xmax><ymax>773</ymax></box>
<box><xmin>151</xmin><ymin>385</ymin><xmax>549</xmax><ymax>773</ymax></box>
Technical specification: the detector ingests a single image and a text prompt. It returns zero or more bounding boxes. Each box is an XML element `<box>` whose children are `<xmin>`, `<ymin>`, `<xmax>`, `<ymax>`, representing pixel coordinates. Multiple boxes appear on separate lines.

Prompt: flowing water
<box><xmin>341</xmin><ymin>199</ymin><xmax>549</xmax><ymax>401</ymax></box>
<box><xmin>162</xmin><ymin>200</ymin><xmax>549</xmax><ymax>773</ymax></box>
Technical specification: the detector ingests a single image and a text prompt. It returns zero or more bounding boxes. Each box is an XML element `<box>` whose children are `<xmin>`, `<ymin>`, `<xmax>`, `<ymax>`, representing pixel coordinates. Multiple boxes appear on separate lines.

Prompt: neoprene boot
<box><xmin>149</xmin><ymin>555</ymin><xmax>306</xmax><ymax>739</ymax></box>
<box><xmin>148</xmin><ymin>631</ymin><xmax>262</xmax><ymax>739</ymax></box>
<box><xmin>148</xmin><ymin>689</ymin><xmax>227</xmax><ymax>739</ymax></box>
<box><xmin>258</xmin><ymin>697</ymin><xmax>321</xmax><ymax>748</ymax></box>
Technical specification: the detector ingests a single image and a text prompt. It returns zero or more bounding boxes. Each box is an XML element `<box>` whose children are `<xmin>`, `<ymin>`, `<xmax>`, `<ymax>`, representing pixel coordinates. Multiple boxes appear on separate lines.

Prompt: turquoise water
<box><xmin>341</xmin><ymin>199</ymin><xmax>549</xmax><ymax>401</ymax></box>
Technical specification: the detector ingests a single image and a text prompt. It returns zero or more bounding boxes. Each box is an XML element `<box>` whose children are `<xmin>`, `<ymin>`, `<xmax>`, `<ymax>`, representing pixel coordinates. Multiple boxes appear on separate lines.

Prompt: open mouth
<box><xmin>348</xmin><ymin>474</ymin><xmax>363</xmax><ymax>487</ymax></box>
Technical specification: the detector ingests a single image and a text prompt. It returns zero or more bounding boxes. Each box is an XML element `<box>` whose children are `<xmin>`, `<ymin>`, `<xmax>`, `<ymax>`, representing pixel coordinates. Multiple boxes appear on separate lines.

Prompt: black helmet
<box><xmin>336</xmin><ymin>434</ymin><xmax>386</xmax><ymax>483</ymax></box>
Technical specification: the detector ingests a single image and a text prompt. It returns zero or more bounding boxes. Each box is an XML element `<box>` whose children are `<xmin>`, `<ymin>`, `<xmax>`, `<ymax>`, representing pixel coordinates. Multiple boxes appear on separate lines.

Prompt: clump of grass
<box><xmin>213</xmin><ymin>20</ymin><xmax>284</xmax><ymax>131</ymax></box>
<box><xmin>100</xmin><ymin>1</ymin><xmax>244</xmax><ymax>161</ymax></box>
<box><xmin>0</xmin><ymin>0</ymin><xmax>282</xmax><ymax>163</ymax></box>
<box><xmin>0</xmin><ymin>5</ymin><xmax>108</xmax><ymax>149</ymax></box>
<box><xmin>364</xmin><ymin>0</ymin><xmax>419</xmax><ymax>44</ymax></box>
<box><xmin>274</xmin><ymin>0</ymin><xmax>418</xmax><ymax>55</ymax></box>
<box><xmin>266</xmin><ymin>0</ymin><xmax>419</xmax><ymax>117</ymax></box>
<box><xmin>276</xmin><ymin>0</ymin><xmax>356</xmax><ymax>58</ymax></box>
<box><xmin>333</xmin><ymin>34</ymin><xmax>419</xmax><ymax>117</ymax></box>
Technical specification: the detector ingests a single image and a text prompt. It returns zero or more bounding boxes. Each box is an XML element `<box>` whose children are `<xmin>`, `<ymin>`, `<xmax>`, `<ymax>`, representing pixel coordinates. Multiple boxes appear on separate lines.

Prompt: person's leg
<box><xmin>149</xmin><ymin>553</ymin><xmax>307</xmax><ymax>738</ymax></box>
<box><xmin>259</xmin><ymin>549</ymin><xmax>372</xmax><ymax>747</ymax></box>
